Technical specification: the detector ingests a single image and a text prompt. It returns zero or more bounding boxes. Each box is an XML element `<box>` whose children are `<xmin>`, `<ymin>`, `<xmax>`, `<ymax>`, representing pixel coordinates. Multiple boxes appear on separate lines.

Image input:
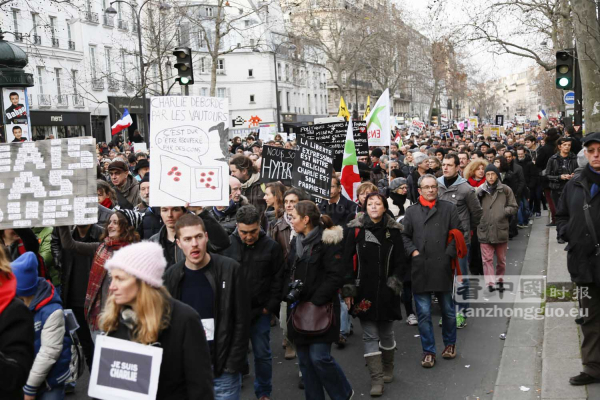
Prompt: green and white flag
<box><xmin>366</xmin><ymin>88</ymin><xmax>391</xmax><ymax>146</ymax></box>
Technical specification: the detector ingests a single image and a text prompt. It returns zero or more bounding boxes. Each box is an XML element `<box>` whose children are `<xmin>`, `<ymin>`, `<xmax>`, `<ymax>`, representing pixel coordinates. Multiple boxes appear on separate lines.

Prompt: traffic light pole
<box><xmin>574</xmin><ymin>51</ymin><xmax>583</xmax><ymax>126</ymax></box>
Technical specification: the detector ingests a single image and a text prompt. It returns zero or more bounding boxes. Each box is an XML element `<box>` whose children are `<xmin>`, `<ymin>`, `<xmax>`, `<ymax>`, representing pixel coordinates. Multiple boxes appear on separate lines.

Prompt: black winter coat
<box><xmin>504</xmin><ymin>161</ymin><xmax>526</xmax><ymax>200</ymax></box>
<box><xmin>221</xmin><ymin>230</ymin><xmax>284</xmax><ymax>322</ymax></box>
<box><xmin>556</xmin><ymin>168</ymin><xmax>600</xmax><ymax>285</ymax></box>
<box><xmin>208</xmin><ymin>196</ymin><xmax>248</xmax><ymax>235</ymax></box>
<box><xmin>544</xmin><ymin>153</ymin><xmax>578</xmax><ymax>193</ymax></box>
<box><xmin>163</xmin><ymin>253</ymin><xmax>250</xmax><ymax>377</ymax></box>
<box><xmin>0</xmin><ymin>295</ymin><xmax>34</xmax><ymax>400</ymax></box>
<box><xmin>318</xmin><ymin>196</ymin><xmax>358</xmax><ymax>228</ymax></box>
<box><xmin>401</xmin><ymin>200</ymin><xmax>462</xmax><ymax>293</ymax></box>
<box><xmin>108</xmin><ymin>298</ymin><xmax>214</xmax><ymax>400</ymax></box>
<box><xmin>517</xmin><ymin>154</ymin><xmax>539</xmax><ymax>190</ymax></box>
<box><xmin>343</xmin><ymin>214</ymin><xmax>407</xmax><ymax>321</ymax></box>
<box><xmin>285</xmin><ymin>226</ymin><xmax>345</xmax><ymax>346</ymax></box>
<box><xmin>139</xmin><ymin>206</ymin><xmax>163</xmax><ymax>239</ymax></box>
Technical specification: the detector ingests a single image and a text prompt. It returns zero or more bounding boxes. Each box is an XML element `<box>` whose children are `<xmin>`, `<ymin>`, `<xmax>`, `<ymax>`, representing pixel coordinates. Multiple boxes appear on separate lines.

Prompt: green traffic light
<box><xmin>558</xmin><ymin>77</ymin><xmax>570</xmax><ymax>87</ymax></box>
<box><xmin>180</xmin><ymin>76</ymin><xmax>190</xmax><ymax>85</ymax></box>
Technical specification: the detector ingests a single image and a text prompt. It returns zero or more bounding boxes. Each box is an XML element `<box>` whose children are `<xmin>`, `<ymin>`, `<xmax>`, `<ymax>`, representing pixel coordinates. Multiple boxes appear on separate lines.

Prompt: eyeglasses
<box><xmin>419</xmin><ymin>186</ymin><xmax>438</xmax><ymax>191</ymax></box>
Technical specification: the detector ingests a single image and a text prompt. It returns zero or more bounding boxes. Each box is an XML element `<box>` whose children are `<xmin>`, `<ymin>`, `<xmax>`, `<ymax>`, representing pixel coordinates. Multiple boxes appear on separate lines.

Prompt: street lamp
<box><xmin>272</xmin><ymin>41</ymin><xmax>296</xmax><ymax>132</ymax></box>
<box><xmin>105</xmin><ymin>0</ymin><xmax>171</xmax><ymax>146</ymax></box>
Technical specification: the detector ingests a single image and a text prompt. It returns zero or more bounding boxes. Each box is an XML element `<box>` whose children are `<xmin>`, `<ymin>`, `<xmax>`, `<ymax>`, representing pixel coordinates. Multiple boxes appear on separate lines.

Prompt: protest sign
<box><xmin>292</xmin><ymin>136</ymin><xmax>334</xmax><ymax>199</ymax></box>
<box><xmin>89</xmin><ymin>335</ymin><xmax>162</xmax><ymax>400</ymax></box>
<box><xmin>294</xmin><ymin>121</ymin><xmax>368</xmax><ymax>171</ymax></box>
<box><xmin>3</xmin><ymin>87</ymin><xmax>31</xmax><ymax>143</ymax></box>
<box><xmin>411</xmin><ymin>120</ymin><xmax>425</xmax><ymax>130</ymax></box>
<box><xmin>149</xmin><ymin>96</ymin><xmax>230</xmax><ymax>206</ymax></box>
<box><xmin>260</xmin><ymin>145</ymin><xmax>295</xmax><ymax>186</ymax></box>
<box><xmin>483</xmin><ymin>126</ymin><xmax>504</xmax><ymax>138</ymax></box>
<box><xmin>0</xmin><ymin>138</ymin><xmax>97</xmax><ymax>229</ymax></box>
<box><xmin>134</xmin><ymin>143</ymin><xmax>147</xmax><ymax>153</ymax></box>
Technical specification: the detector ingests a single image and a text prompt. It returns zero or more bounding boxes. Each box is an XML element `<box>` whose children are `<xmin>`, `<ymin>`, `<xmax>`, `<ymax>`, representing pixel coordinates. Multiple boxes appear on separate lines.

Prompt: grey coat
<box><xmin>401</xmin><ymin>200</ymin><xmax>462</xmax><ymax>293</ymax></box>
<box><xmin>476</xmin><ymin>183</ymin><xmax>518</xmax><ymax>244</ymax></box>
<box><xmin>437</xmin><ymin>175</ymin><xmax>483</xmax><ymax>245</ymax></box>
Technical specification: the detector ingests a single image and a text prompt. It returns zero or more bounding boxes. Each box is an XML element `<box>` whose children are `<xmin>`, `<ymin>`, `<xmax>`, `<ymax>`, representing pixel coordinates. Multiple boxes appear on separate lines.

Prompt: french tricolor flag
<box><xmin>537</xmin><ymin>109</ymin><xmax>547</xmax><ymax>121</ymax></box>
<box><xmin>111</xmin><ymin>108</ymin><xmax>133</xmax><ymax>136</ymax></box>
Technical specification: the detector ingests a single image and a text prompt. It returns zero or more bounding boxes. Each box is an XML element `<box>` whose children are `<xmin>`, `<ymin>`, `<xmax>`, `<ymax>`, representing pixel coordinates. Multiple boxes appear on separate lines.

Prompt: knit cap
<box><xmin>12</xmin><ymin>252</ymin><xmax>39</xmax><ymax>297</ymax></box>
<box><xmin>117</xmin><ymin>209</ymin><xmax>143</xmax><ymax>229</ymax></box>
<box><xmin>413</xmin><ymin>152</ymin><xmax>428</xmax><ymax>166</ymax></box>
<box><xmin>389</xmin><ymin>177</ymin><xmax>407</xmax><ymax>191</ymax></box>
<box><xmin>104</xmin><ymin>241</ymin><xmax>167</xmax><ymax>288</ymax></box>
<box><xmin>484</xmin><ymin>164</ymin><xmax>501</xmax><ymax>180</ymax></box>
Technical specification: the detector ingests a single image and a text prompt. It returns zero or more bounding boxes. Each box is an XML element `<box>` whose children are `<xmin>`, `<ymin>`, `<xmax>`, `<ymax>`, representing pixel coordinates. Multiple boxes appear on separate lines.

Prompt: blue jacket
<box><xmin>24</xmin><ymin>278</ymin><xmax>72</xmax><ymax>395</ymax></box>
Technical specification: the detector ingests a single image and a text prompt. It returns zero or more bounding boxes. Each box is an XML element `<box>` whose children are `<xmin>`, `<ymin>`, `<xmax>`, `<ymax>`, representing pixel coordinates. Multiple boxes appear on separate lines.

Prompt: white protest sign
<box><xmin>88</xmin><ymin>335</ymin><xmax>163</xmax><ymax>400</ymax></box>
<box><xmin>134</xmin><ymin>143</ymin><xmax>147</xmax><ymax>153</ymax></box>
<box><xmin>149</xmin><ymin>96</ymin><xmax>229</xmax><ymax>207</ymax></box>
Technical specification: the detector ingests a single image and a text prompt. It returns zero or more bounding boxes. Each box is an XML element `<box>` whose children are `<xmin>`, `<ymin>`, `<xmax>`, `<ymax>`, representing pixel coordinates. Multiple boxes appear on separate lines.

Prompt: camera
<box><xmin>285</xmin><ymin>280</ymin><xmax>304</xmax><ymax>303</ymax></box>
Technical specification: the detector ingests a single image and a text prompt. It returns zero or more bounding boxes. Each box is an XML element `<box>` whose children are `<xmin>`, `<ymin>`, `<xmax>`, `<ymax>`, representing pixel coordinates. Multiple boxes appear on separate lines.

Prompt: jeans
<box><xmin>36</xmin><ymin>385</ymin><xmax>65</xmax><ymax>400</ymax></box>
<box><xmin>414</xmin><ymin>291</ymin><xmax>456</xmax><ymax>355</ymax></box>
<box><xmin>481</xmin><ymin>242</ymin><xmax>508</xmax><ymax>287</ymax></box>
<box><xmin>214</xmin><ymin>371</ymin><xmax>242</xmax><ymax>400</ymax></box>
<box><xmin>518</xmin><ymin>197</ymin><xmax>530</xmax><ymax>226</ymax></box>
<box><xmin>250</xmin><ymin>314</ymin><xmax>272</xmax><ymax>398</ymax></box>
<box><xmin>339</xmin><ymin>294</ymin><xmax>351</xmax><ymax>338</ymax></box>
<box><xmin>361</xmin><ymin>320</ymin><xmax>395</xmax><ymax>354</ymax></box>
<box><xmin>296</xmin><ymin>343</ymin><xmax>352</xmax><ymax>400</ymax></box>
<box><xmin>457</xmin><ymin>243</ymin><xmax>471</xmax><ymax>314</ymax></box>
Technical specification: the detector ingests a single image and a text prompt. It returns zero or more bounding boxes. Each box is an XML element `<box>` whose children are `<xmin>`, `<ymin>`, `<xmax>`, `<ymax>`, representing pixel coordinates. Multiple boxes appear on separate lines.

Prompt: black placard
<box><xmin>293</xmin><ymin>121</ymin><xmax>368</xmax><ymax>171</ymax></box>
<box><xmin>96</xmin><ymin>348</ymin><xmax>152</xmax><ymax>394</ymax></box>
<box><xmin>292</xmin><ymin>137</ymin><xmax>334</xmax><ymax>199</ymax></box>
<box><xmin>260</xmin><ymin>145</ymin><xmax>295</xmax><ymax>186</ymax></box>
<box><xmin>495</xmin><ymin>115</ymin><xmax>504</xmax><ymax>126</ymax></box>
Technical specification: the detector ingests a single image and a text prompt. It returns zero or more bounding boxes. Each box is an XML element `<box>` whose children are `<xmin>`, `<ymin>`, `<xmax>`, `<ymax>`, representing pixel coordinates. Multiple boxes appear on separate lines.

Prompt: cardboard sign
<box><xmin>495</xmin><ymin>115</ymin><xmax>504</xmax><ymax>126</ymax></box>
<box><xmin>292</xmin><ymin>136</ymin><xmax>334</xmax><ymax>199</ymax></box>
<box><xmin>3</xmin><ymin>87</ymin><xmax>32</xmax><ymax>143</ymax></box>
<box><xmin>149</xmin><ymin>96</ymin><xmax>230</xmax><ymax>207</ymax></box>
<box><xmin>483</xmin><ymin>126</ymin><xmax>504</xmax><ymax>138</ymax></box>
<box><xmin>294</xmin><ymin>121</ymin><xmax>368</xmax><ymax>171</ymax></box>
<box><xmin>89</xmin><ymin>335</ymin><xmax>163</xmax><ymax>400</ymax></box>
<box><xmin>134</xmin><ymin>143</ymin><xmax>147</xmax><ymax>153</ymax></box>
<box><xmin>0</xmin><ymin>138</ymin><xmax>97</xmax><ymax>229</ymax></box>
<box><xmin>259</xmin><ymin>145</ymin><xmax>295</xmax><ymax>186</ymax></box>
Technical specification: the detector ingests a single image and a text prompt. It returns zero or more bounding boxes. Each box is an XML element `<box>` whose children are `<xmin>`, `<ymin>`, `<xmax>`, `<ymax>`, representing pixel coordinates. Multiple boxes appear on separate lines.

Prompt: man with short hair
<box><xmin>516</xmin><ymin>147</ymin><xmax>538</xmax><ymax>223</ymax></box>
<box><xmin>484</xmin><ymin>149</ymin><xmax>496</xmax><ymax>163</ymax></box>
<box><xmin>107</xmin><ymin>160</ymin><xmax>139</xmax><ymax>209</ymax></box>
<box><xmin>407</xmin><ymin>152</ymin><xmax>431</xmax><ymax>204</ymax></box>
<box><xmin>370</xmin><ymin>155</ymin><xmax>388</xmax><ymax>185</ymax></box>
<box><xmin>210</xmin><ymin>176</ymin><xmax>248</xmax><ymax>234</ymax></box>
<box><xmin>135</xmin><ymin>174</ymin><xmax>150</xmax><ymax>213</ymax></box>
<box><xmin>458</xmin><ymin>152</ymin><xmax>470</xmax><ymax>173</ymax></box>
<box><xmin>164</xmin><ymin>214</ymin><xmax>250</xmax><ymax>398</ymax></box>
<box><xmin>222</xmin><ymin>206</ymin><xmax>283</xmax><ymax>400</ymax></box>
<box><xmin>402</xmin><ymin>174</ymin><xmax>463</xmax><ymax>368</ymax></box>
<box><xmin>437</xmin><ymin>154</ymin><xmax>482</xmax><ymax>328</ymax></box>
<box><xmin>319</xmin><ymin>174</ymin><xmax>358</xmax><ymax>228</ymax></box>
<box><xmin>12</xmin><ymin>125</ymin><xmax>26</xmax><ymax>142</ymax></box>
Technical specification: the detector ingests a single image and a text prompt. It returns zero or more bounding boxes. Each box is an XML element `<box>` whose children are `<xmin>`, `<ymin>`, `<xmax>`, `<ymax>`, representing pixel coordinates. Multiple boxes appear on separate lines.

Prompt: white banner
<box><xmin>366</xmin><ymin>89</ymin><xmax>390</xmax><ymax>146</ymax></box>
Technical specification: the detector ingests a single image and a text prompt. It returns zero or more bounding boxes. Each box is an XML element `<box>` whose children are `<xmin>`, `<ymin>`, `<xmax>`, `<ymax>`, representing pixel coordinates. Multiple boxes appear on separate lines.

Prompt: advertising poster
<box><xmin>2</xmin><ymin>87</ymin><xmax>31</xmax><ymax>143</ymax></box>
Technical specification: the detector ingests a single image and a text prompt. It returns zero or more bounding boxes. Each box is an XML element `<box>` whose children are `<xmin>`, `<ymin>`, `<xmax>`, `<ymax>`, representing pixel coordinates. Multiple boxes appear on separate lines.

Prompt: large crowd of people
<box><xmin>1</xmin><ymin>121</ymin><xmax>600</xmax><ymax>400</ymax></box>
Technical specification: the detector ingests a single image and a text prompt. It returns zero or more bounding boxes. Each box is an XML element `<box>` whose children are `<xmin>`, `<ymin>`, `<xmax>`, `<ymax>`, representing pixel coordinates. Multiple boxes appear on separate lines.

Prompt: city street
<box><xmin>71</xmin><ymin>224</ymin><xmax>531</xmax><ymax>400</ymax></box>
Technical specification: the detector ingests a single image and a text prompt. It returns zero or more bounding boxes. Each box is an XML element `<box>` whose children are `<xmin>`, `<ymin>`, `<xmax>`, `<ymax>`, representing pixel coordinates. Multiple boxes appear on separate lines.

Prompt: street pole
<box><xmin>353</xmin><ymin>71</ymin><xmax>358</xmax><ymax>120</ymax></box>
<box><xmin>273</xmin><ymin>51</ymin><xmax>281</xmax><ymax>132</ymax></box>
<box><xmin>135</xmin><ymin>6</ymin><xmax>150</xmax><ymax>146</ymax></box>
<box><xmin>574</xmin><ymin>49</ymin><xmax>583</xmax><ymax>127</ymax></box>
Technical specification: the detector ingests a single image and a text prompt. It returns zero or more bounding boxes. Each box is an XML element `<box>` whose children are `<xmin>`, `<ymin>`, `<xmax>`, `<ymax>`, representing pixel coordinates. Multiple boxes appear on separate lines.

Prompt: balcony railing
<box><xmin>68</xmin><ymin>40</ymin><xmax>75</xmax><ymax>50</ymax></box>
<box><xmin>103</xmin><ymin>15</ymin><xmax>115</xmax><ymax>27</ymax></box>
<box><xmin>72</xmin><ymin>95</ymin><xmax>85</xmax><ymax>107</ymax></box>
<box><xmin>33</xmin><ymin>35</ymin><xmax>41</xmax><ymax>45</ymax></box>
<box><xmin>14</xmin><ymin>32</ymin><xmax>23</xmax><ymax>42</ymax></box>
<box><xmin>84</xmin><ymin>11</ymin><xmax>99</xmax><ymax>23</ymax></box>
<box><xmin>38</xmin><ymin>94</ymin><xmax>51</xmax><ymax>107</ymax></box>
<box><xmin>108</xmin><ymin>78</ymin><xmax>120</xmax><ymax>91</ymax></box>
<box><xmin>51</xmin><ymin>38</ymin><xmax>59</xmax><ymax>48</ymax></box>
<box><xmin>92</xmin><ymin>78</ymin><xmax>104</xmax><ymax>90</ymax></box>
<box><xmin>117</xmin><ymin>19</ymin><xmax>128</xmax><ymax>30</ymax></box>
<box><xmin>56</xmin><ymin>95</ymin><xmax>69</xmax><ymax>107</ymax></box>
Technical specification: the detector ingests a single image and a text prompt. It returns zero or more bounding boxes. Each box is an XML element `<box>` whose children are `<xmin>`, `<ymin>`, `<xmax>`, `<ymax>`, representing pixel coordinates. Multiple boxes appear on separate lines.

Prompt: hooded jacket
<box><xmin>437</xmin><ymin>175</ymin><xmax>483</xmax><ymax>245</ymax></box>
<box><xmin>222</xmin><ymin>229</ymin><xmax>284</xmax><ymax>321</ymax></box>
<box><xmin>476</xmin><ymin>182</ymin><xmax>518</xmax><ymax>244</ymax></box>
<box><xmin>24</xmin><ymin>278</ymin><xmax>72</xmax><ymax>396</ymax></box>
<box><xmin>0</xmin><ymin>273</ymin><xmax>35</xmax><ymax>400</ymax></box>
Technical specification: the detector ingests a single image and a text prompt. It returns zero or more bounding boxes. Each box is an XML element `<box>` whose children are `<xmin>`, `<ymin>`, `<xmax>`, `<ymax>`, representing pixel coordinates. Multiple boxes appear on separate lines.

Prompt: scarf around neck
<box><xmin>468</xmin><ymin>177</ymin><xmax>486</xmax><ymax>187</ymax></box>
<box><xmin>241</xmin><ymin>172</ymin><xmax>260</xmax><ymax>190</ymax></box>
<box><xmin>295</xmin><ymin>226</ymin><xmax>321</xmax><ymax>260</ymax></box>
<box><xmin>419</xmin><ymin>196</ymin><xmax>437</xmax><ymax>209</ymax></box>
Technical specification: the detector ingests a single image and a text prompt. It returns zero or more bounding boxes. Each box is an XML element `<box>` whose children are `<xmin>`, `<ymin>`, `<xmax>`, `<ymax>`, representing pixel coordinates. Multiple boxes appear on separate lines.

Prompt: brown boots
<box><xmin>365</xmin><ymin>352</ymin><xmax>384</xmax><ymax>396</ymax></box>
<box><xmin>284</xmin><ymin>338</ymin><xmax>296</xmax><ymax>360</ymax></box>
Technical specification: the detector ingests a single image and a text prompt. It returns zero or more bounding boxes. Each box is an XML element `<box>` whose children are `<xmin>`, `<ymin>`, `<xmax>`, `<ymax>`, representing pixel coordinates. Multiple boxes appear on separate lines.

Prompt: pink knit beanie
<box><xmin>104</xmin><ymin>241</ymin><xmax>166</xmax><ymax>287</ymax></box>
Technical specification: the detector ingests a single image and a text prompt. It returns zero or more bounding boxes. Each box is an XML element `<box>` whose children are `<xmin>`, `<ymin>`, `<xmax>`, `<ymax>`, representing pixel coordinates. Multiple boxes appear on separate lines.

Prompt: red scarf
<box><xmin>100</xmin><ymin>197</ymin><xmax>113</xmax><ymax>209</ymax></box>
<box><xmin>419</xmin><ymin>196</ymin><xmax>436</xmax><ymax>209</ymax></box>
<box><xmin>468</xmin><ymin>177</ymin><xmax>486</xmax><ymax>187</ymax></box>
<box><xmin>85</xmin><ymin>238</ymin><xmax>130</xmax><ymax>331</ymax></box>
<box><xmin>0</xmin><ymin>272</ymin><xmax>16</xmax><ymax>314</ymax></box>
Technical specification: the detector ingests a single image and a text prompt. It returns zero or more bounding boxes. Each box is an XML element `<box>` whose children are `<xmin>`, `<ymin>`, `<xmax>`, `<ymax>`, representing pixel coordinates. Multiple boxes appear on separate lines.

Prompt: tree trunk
<box><xmin>571</xmin><ymin>0</ymin><xmax>600</xmax><ymax>132</ymax></box>
<box><xmin>210</xmin><ymin>53</ymin><xmax>217</xmax><ymax>97</ymax></box>
<box><xmin>428</xmin><ymin>79</ymin><xmax>439</xmax><ymax>123</ymax></box>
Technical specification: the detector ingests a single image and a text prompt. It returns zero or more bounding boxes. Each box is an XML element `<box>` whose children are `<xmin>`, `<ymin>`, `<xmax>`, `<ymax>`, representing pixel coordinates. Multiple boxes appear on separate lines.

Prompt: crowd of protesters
<box><xmin>1</xmin><ymin>120</ymin><xmax>599</xmax><ymax>400</ymax></box>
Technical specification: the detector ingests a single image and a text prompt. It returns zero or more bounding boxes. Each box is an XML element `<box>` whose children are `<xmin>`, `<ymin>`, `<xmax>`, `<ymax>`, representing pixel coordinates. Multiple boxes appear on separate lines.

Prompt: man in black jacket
<box><xmin>164</xmin><ymin>213</ymin><xmax>250</xmax><ymax>398</ymax></box>
<box><xmin>537</xmin><ymin>128</ymin><xmax>560</xmax><ymax>225</ymax></box>
<box><xmin>222</xmin><ymin>205</ymin><xmax>283</xmax><ymax>400</ymax></box>
<box><xmin>504</xmin><ymin>150</ymin><xmax>526</xmax><ymax>237</ymax></box>
<box><xmin>556</xmin><ymin>132</ymin><xmax>600</xmax><ymax>386</ymax></box>
<box><xmin>318</xmin><ymin>175</ymin><xmax>357</xmax><ymax>228</ymax></box>
<box><xmin>516</xmin><ymin>147</ymin><xmax>538</xmax><ymax>225</ymax></box>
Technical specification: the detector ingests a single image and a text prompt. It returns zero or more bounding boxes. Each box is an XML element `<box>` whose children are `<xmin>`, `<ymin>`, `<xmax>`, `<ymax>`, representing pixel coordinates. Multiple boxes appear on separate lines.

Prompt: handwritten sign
<box><xmin>0</xmin><ymin>138</ymin><xmax>97</xmax><ymax>229</ymax></box>
<box><xmin>292</xmin><ymin>137</ymin><xmax>334</xmax><ymax>199</ymax></box>
<box><xmin>89</xmin><ymin>335</ymin><xmax>163</xmax><ymax>400</ymax></box>
<box><xmin>260</xmin><ymin>145</ymin><xmax>295</xmax><ymax>186</ymax></box>
<box><xmin>149</xmin><ymin>96</ymin><xmax>230</xmax><ymax>206</ymax></box>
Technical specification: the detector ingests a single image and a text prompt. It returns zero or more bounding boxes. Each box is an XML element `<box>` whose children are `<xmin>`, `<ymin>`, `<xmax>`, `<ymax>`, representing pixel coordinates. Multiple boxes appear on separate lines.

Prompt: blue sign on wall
<box><xmin>564</xmin><ymin>91</ymin><xmax>575</xmax><ymax>105</ymax></box>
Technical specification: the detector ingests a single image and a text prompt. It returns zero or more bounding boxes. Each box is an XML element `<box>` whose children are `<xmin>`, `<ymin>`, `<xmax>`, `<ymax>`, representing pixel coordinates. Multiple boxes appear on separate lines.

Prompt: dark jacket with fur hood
<box><xmin>343</xmin><ymin>213</ymin><xmax>407</xmax><ymax>321</ymax></box>
<box><xmin>285</xmin><ymin>225</ymin><xmax>345</xmax><ymax>346</ymax></box>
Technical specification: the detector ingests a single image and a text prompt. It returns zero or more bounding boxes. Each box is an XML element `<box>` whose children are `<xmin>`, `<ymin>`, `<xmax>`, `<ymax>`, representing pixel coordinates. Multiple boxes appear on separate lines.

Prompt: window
<box><xmin>200</xmin><ymin>58</ymin><xmax>206</xmax><ymax>73</ymax></box>
<box><xmin>121</xmin><ymin>49</ymin><xmax>127</xmax><ymax>77</ymax></box>
<box><xmin>217</xmin><ymin>59</ymin><xmax>225</xmax><ymax>72</ymax></box>
<box><xmin>217</xmin><ymin>88</ymin><xmax>226</xmax><ymax>98</ymax></box>
<box><xmin>71</xmin><ymin>70</ymin><xmax>78</xmax><ymax>94</ymax></box>
<box><xmin>105</xmin><ymin>47</ymin><xmax>112</xmax><ymax>74</ymax></box>
<box><xmin>277</xmin><ymin>63</ymin><xmax>281</xmax><ymax>81</ymax></box>
<box><xmin>36</xmin><ymin>67</ymin><xmax>44</xmax><ymax>93</ymax></box>
<box><xmin>55</xmin><ymin>68</ymin><xmax>62</xmax><ymax>95</ymax></box>
<box><xmin>31</xmin><ymin>13</ymin><xmax>38</xmax><ymax>36</ymax></box>
<box><xmin>250</xmin><ymin>38</ymin><xmax>255</xmax><ymax>47</ymax></box>
<box><xmin>67</xmin><ymin>22</ymin><xmax>72</xmax><ymax>41</ymax></box>
<box><xmin>89</xmin><ymin>46</ymin><xmax>97</xmax><ymax>78</ymax></box>
<box><xmin>50</xmin><ymin>16</ymin><xmax>57</xmax><ymax>38</ymax></box>
<box><xmin>201</xmin><ymin>87</ymin><xmax>208</xmax><ymax>96</ymax></box>
<box><xmin>12</xmin><ymin>9</ymin><xmax>19</xmax><ymax>33</ymax></box>
<box><xmin>286</xmin><ymin>92</ymin><xmax>290</xmax><ymax>111</ymax></box>
<box><xmin>245</xmin><ymin>20</ymin><xmax>250</xmax><ymax>27</ymax></box>
<box><xmin>248</xmin><ymin>69</ymin><xmax>253</xmax><ymax>77</ymax></box>
<box><xmin>179</xmin><ymin>24</ymin><xmax>190</xmax><ymax>47</ymax></box>
<box><xmin>250</xmin><ymin>95</ymin><xmax>255</xmax><ymax>103</ymax></box>
<box><xmin>205</xmin><ymin>7</ymin><xmax>213</xmax><ymax>16</ymax></box>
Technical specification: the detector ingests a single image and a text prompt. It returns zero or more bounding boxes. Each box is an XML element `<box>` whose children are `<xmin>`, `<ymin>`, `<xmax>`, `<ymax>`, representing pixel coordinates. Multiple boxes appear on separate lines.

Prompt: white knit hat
<box><xmin>104</xmin><ymin>241</ymin><xmax>167</xmax><ymax>287</ymax></box>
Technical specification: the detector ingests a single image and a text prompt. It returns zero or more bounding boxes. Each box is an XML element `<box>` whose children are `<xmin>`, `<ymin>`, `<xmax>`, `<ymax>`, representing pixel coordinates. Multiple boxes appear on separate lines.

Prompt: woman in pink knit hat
<box><xmin>99</xmin><ymin>241</ymin><xmax>214</xmax><ymax>400</ymax></box>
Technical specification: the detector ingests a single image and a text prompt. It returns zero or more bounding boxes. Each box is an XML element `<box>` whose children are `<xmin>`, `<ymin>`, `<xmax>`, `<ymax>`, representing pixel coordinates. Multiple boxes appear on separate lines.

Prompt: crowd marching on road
<box><xmin>1</xmin><ymin>121</ymin><xmax>600</xmax><ymax>400</ymax></box>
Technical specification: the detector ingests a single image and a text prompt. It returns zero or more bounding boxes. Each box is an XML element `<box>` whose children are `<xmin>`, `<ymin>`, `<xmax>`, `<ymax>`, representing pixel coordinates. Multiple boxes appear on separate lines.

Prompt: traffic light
<box><xmin>173</xmin><ymin>47</ymin><xmax>194</xmax><ymax>85</ymax></box>
<box><xmin>556</xmin><ymin>49</ymin><xmax>575</xmax><ymax>90</ymax></box>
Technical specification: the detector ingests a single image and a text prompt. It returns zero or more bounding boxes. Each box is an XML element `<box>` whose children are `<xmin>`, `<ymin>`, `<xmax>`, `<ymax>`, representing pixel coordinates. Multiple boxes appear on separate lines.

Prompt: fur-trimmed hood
<box><xmin>321</xmin><ymin>225</ymin><xmax>344</xmax><ymax>245</ymax></box>
<box><xmin>347</xmin><ymin>212</ymin><xmax>404</xmax><ymax>232</ymax></box>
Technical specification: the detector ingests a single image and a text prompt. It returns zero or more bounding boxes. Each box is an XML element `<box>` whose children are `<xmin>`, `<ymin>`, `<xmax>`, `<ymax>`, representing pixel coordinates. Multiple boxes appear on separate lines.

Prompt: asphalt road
<box><xmin>70</xmin><ymin>226</ymin><xmax>531</xmax><ymax>400</ymax></box>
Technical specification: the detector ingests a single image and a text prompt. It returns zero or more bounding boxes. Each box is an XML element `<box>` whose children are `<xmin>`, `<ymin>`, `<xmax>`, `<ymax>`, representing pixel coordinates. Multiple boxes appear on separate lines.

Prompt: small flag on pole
<box><xmin>338</xmin><ymin>96</ymin><xmax>350</xmax><ymax>121</ymax></box>
<box><xmin>340</xmin><ymin>119</ymin><xmax>361</xmax><ymax>201</ymax></box>
<box><xmin>537</xmin><ymin>109</ymin><xmax>547</xmax><ymax>121</ymax></box>
<box><xmin>363</xmin><ymin>96</ymin><xmax>371</xmax><ymax>120</ymax></box>
<box><xmin>111</xmin><ymin>108</ymin><xmax>133</xmax><ymax>136</ymax></box>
